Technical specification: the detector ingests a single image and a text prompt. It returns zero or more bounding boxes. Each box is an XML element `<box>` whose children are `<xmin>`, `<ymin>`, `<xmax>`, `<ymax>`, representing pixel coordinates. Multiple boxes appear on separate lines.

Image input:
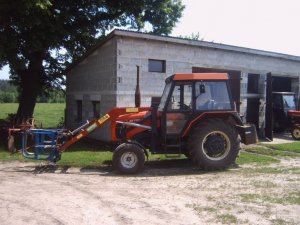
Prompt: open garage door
<box><xmin>265</xmin><ymin>73</ymin><xmax>273</xmax><ymax>141</ymax></box>
<box><xmin>192</xmin><ymin>67</ymin><xmax>241</xmax><ymax>112</ymax></box>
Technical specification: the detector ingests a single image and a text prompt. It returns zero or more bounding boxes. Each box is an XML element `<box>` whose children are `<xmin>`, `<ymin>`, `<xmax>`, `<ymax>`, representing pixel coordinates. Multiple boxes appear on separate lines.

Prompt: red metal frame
<box><xmin>59</xmin><ymin>107</ymin><xmax>150</xmax><ymax>152</ymax></box>
<box><xmin>174</xmin><ymin>73</ymin><xmax>229</xmax><ymax>81</ymax></box>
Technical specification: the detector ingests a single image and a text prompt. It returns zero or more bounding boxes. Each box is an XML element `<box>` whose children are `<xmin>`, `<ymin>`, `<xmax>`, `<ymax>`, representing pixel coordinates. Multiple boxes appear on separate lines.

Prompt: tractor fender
<box><xmin>126</xmin><ymin>140</ymin><xmax>149</xmax><ymax>160</ymax></box>
<box><xmin>182</xmin><ymin>111</ymin><xmax>243</xmax><ymax>138</ymax></box>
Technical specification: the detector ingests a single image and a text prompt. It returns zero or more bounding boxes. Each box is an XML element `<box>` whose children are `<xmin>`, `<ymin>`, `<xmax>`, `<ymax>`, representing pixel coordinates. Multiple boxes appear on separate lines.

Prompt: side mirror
<box><xmin>199</xmin><ymin>84</ymin><xmax>206</xmax><ymax>94</ymax></box>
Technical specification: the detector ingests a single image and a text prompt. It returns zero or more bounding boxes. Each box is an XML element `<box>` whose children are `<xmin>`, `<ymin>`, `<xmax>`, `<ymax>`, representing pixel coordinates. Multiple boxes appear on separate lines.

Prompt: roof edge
<box><xmin>113</xmin><ymin>29</ymin><xmax>300</xmax><ymax>61</ymax></box>
<box><xmin>66</xmin><ymin>29</ymin><xmax>300</xmax><ymax>74</ymax></box>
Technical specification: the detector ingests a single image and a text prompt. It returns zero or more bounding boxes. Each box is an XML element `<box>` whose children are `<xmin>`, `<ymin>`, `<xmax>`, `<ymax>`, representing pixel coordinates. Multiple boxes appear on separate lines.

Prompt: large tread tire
<box><xmin>291</xmin><ymin>126</ymin><xmax>300</xmax><ymax>140</ymax></box>
<box><xmin>113</xmin><ymin>143</ymin><xmax>145</xmax><ymax>174</ymax></box>
<box><xmin>188</xmin><ymin>119</ymin><xmax>240</xmax><ymax>170</ymax></box>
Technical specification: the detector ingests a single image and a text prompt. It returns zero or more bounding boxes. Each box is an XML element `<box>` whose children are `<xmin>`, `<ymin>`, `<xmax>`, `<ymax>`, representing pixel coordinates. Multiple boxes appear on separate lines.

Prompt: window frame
<box><xmin>148</xmin><ymin>59</ymin><xmax>166</xmax><ymax>73</ymax></box>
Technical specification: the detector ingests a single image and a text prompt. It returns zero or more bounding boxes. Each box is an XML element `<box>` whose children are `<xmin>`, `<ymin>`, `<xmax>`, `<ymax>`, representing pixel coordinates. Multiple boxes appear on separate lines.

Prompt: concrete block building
<box><xmin>66</xmin><ymin>29</ymin><xmax>300</xmax><ymax>141</ymax></box>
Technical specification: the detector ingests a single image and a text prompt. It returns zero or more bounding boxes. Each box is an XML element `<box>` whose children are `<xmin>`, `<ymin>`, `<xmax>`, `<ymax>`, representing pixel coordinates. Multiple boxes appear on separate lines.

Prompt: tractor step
<box><xmin>164</xmin><ymin>154</ymin><xmax>182</xmax><ymax>159</ymax></box>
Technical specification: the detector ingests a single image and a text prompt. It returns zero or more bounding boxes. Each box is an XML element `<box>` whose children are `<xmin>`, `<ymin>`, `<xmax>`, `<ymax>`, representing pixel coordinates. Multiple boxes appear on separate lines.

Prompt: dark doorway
<box><xmin>246</xmin><ymin>98</ymin><xmax>260</xmax><ymax>131</ymax></box>
<box><xmin>248</xmin><ymin>74</ymin><xmax>260</xmax><ymax>94</ymax></box>
<box><xmin>272</xmin><ymin>77</ymin><xmax>292</xmax><ymax>92</ymax></box>
<box><xmin>192</xmin><ymin>67</ymin><xmax>241</xmax><ymax>112</ymax></box>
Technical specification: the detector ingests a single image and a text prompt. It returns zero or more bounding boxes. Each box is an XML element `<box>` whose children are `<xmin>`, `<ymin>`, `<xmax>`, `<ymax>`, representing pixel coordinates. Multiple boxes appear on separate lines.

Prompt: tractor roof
<box><xmin>173</xmin><ymin>73</ymin><xmax>229</xmax><ymax>81</ymax></box>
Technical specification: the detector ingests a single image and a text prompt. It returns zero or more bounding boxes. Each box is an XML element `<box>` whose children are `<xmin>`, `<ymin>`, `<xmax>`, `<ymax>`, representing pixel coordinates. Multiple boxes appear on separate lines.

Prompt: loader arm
<box><xmin>59</xmin><ymin>107</ymin><xmax>150</xmax><ymax>152</ymax></box>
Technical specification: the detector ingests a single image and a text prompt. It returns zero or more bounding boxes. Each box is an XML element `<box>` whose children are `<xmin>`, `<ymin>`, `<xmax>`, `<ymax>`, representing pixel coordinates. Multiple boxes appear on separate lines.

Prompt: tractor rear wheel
<box><xmin>291</xmin><ymin>126</ymin><xmax>300</xmax><ymax>140</ymax></box>
<box><xmin>113</xmin><ymin>143</ymin><xmax>145</xmax><ymax>174</ymax></box>
<box><xmin>188</xmin><ymin>119</ymin><xmax>240</xmax><ymax>170</ymax></box>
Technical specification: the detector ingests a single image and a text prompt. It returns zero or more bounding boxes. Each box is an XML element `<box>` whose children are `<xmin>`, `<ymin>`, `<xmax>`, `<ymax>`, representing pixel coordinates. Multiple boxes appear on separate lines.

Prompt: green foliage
<box><xmin>0</xmin><ymin>80</ymin><xmax>65</xmax><ymax>103</ymax></box>
<box><xmin>0</xmin><ymin>80</ymin><xmax>16</xmax><ymax>92</ymax></box>
<box><xmin>0</xmin><ymin>0</ymin><xmax>184</xmax><ymax>86</ymax></box>
<box><xmin>36</xmin><ymin>89</ymin><xmax>65</xmax><ymax>103</ymax></box>
<box><xmin>0</xmin><ymin>92</ymin><xmax>17</xmax><ymax>103</ymax></box>
<box><xmin>0</xmin><ymin>0</ymin><xmax>184</xmax><ymax>120</ymax></box>
<box><xmin>0</xmin><ymin>80</ymin><xmax>17</xmax><ymax>102</ymax></box>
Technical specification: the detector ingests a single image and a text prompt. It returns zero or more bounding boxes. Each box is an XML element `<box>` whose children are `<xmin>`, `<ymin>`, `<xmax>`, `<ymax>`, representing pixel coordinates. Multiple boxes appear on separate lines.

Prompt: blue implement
<box><xmin>21</xmin><ymin>129</ymin><xmax>66</xmax><ymax>161</ymax></box>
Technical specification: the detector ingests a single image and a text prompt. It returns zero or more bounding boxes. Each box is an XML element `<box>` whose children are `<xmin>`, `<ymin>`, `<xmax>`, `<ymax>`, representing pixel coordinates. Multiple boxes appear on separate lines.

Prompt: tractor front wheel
<box><xmin>113</xmin><ymin>143</ymin><xmax>145</xmax><ymax>174</ymax></box>
<box><xmin>188</xmin><ymin>119</ymin><xmax>240</xmax><ymax>170</ymax></box>
<box><xmin>291</xmin><ymin>126</ymin><xmax>300</xmax><ymax>140</ymax></box>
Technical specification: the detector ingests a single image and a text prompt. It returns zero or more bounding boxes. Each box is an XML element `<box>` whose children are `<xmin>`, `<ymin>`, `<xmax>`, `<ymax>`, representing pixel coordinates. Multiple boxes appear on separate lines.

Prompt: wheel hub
<box><xmin>293</xmin><ymin>128</ymin><xmax>300</xmax><ymax>138</ymax></box>
<box><xmin>120</xmin><ymin>152</ymin><xmax>137</xmax><ymax>169</ymax></box>
<box><xmin>203</xmin><ymin>131</ymin><xmax>230</xmax><ymax>160</ymax></box>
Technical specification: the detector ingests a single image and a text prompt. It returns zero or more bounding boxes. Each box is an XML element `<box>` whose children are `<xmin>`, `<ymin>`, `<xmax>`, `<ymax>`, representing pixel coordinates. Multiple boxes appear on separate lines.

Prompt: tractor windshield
<box><xmin>282</xmin><ymin>94</ymin><xmax>296</xmax><ymax>110</ymax></box>
<box><xmin>195</xmin><ymin>81</ymin><xmax>232</xmax><ymax>110</ymax></box>
<box><xmin>158</xmin><ymin>82</ymin><xmax>172</xmax><ymax>111</ymax></box>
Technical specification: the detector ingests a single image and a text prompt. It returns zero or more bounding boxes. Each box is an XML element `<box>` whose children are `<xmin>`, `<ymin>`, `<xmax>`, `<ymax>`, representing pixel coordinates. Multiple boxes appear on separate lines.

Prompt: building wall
<box><xmin>66</xmin><ymin>32</ymin><xmax>300</xmax><ymax>141</ymax></box>
<box><xmin>66</xmin><ymin>39</ymin><xmax>118</xmax><ymax>140</ymax></box>
<box><xmin>115</xmin><ymin>35</ymin><xmax>300</xmax><ymax>135</ymax></box>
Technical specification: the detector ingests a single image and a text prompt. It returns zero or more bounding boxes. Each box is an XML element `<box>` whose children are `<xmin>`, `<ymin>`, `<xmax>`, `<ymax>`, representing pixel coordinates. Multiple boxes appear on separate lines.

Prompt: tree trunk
<box><xmin>15</xmin><ymin>53</ymin><xmax>44</xmax><ymax>124</ymax></box>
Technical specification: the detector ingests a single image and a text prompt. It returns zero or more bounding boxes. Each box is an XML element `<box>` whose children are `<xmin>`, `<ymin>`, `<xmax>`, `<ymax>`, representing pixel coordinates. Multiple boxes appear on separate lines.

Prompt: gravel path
<box><xmin>0</xmin><ymin>158</ymin><xmax>299</xmax><ymax>225</ymax></box>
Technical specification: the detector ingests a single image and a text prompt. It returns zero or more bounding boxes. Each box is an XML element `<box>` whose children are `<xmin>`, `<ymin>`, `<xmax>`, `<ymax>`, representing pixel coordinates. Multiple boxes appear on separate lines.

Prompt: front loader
<box><xmin>8</xmin><ymin>73</ymin><xmax>257</xmax><ymax>174</ymax></box>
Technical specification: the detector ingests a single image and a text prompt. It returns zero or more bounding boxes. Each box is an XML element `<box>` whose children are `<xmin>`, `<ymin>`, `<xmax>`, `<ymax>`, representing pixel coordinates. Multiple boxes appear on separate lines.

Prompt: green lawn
<box><xmin>0</xmin><ymin>103</ymin><xmax>65</xmax><ymax>128</ymax></box>
<box><xmin>0</xmin><ymin>141</ymin><xmax>281</xmax><ymax>168</ymax></box>
<box><xmin>262</xmin><ymin>142</ymin><xmax>300</xmax><ymax>153</ymax></box>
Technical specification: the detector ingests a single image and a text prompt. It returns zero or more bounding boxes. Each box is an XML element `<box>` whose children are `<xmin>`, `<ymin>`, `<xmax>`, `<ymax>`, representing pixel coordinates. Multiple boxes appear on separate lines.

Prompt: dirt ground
<box><xmin>0</xmin><ymin>157</ymin><xmax>299</xmax><ymax>225</ymax></box>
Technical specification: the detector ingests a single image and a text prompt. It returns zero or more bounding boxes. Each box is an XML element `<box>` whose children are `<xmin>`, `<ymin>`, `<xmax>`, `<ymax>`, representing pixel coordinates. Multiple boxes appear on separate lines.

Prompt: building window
<box><xmin>76</xmin><ymin>100</ymin><xmax>82</xmax><ymax>122</ymax></box>
<box><xmin>92</xmin><ymin>101</ymin><xmax>100</xmax><ymax>118</ymax></box>
<box><xmin>148</xmin><ymin>59</ymin><xmax>166</xmax><ymax>73</ymax></box>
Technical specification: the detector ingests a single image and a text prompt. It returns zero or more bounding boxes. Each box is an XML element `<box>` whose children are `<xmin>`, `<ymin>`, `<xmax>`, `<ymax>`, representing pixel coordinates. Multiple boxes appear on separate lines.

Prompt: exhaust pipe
<box><xmin>135</xmin><ymin>65</ymin><xmax>141</xmax><ymax>107</ymax></box>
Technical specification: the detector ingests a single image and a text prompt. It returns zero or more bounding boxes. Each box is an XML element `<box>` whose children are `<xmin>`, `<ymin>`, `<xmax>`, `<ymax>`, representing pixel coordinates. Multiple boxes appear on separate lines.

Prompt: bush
<box><xmin>0</xmin><ymin>92</ymin><xmax>17</xmax><ymax>103</ymax></box>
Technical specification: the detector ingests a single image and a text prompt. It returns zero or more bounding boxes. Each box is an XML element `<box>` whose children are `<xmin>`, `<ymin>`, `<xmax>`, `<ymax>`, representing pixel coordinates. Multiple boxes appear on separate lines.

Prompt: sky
<box><xmin>1</xmin><ymin>0</ymin><xmax>299</xmax><ymax>79</ymax></box>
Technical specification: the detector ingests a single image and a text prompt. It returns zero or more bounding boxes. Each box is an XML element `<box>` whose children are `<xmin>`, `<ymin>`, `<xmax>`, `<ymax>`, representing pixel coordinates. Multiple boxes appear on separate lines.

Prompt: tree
<box><xmin>0</xmin><ymin>0</ymin><xmax>184</xmax><ymax>123</ymax></box>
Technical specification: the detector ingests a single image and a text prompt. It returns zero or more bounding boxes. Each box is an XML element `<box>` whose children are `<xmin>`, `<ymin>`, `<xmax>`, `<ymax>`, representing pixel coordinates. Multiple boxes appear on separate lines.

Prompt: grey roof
<box><xmin>67</xmin><ymin>29</ymin><xmax>300</xmax><ymax>72</ymax></box>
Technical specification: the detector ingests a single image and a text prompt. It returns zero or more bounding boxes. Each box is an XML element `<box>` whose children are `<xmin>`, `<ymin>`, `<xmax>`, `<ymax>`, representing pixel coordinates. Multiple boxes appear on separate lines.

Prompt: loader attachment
<box><xmin>21</xmin><ymin>129</ymin><xmax>67</xmax><ymax>161</ymax></box>
<box><xmin>7</xmin><ymin>107</ymin><xmax>150</xmax><ymax>162</ymax></box>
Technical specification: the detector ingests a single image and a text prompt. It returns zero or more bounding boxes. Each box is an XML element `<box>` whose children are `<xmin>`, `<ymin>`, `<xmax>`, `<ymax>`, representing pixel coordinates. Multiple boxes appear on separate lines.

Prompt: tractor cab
<box><xmin>272</xmin><ymin>92</ymin><xmax>297</xmax><ymax>132</ymax></box>
<box><xmin>154</xmin><ymin>73</ymin><xmax>237</xmax><ymax>153</ymax></box>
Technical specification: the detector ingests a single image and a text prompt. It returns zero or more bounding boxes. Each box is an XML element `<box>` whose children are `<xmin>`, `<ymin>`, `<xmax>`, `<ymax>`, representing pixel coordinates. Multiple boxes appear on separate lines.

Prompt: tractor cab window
<box><xmin>158</xmin><ymin>82</ymin><xmax>172</xmax><ymax>111</ymax></box>
<box><xmin>195</xmin><ymin>81</ymin><xmax>232</xmax><ymax>111</ymax></box>
<box><xmin>167</xmin><ymin>83</ymin><xmax>192</xmax><ymax>111</ymax></box>
<box><xmin>282</xmin><ymin>95</ymin><xmax>296</xmax><ymax>110</ymax></box>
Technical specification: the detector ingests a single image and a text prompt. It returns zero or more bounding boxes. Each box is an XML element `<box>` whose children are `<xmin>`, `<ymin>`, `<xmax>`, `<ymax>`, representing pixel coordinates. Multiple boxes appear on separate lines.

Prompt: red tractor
<box><xmin>287</xmin><ymin>110</ymin><xmax>300</xmax><ymax>140</ymax></box>
<box><xmin>9</xmin><ymin>73</ymin><xmax>257</xmax><ymax>174</ymax></box>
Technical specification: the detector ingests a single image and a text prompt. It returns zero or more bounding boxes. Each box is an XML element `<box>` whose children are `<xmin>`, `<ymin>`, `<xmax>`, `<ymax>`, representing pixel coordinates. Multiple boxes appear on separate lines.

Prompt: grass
<box><xmin>0</xmin><ymin>103</ymin><xmax>65</xmax><ymax>128</ymax></box>
<box><xmin>262</xmin><ymin>142</ymin><xmax>300</xmax><ymax>154</ymax></box>
<box><xmin>0</xmin><ymin>142</ymin><xmax>280</xmax><ymax>168</ymax></box>
<box><xmin>245</xmin><ymin>147</ymin><xmax>299</xmax><ymax>157</ymax></box>
<box><xmin>0</xmin><ymin>145</ymin><xmax>23</xmax><ymax>161</ymax></box>
<box><xmin>216</xmin><ymin>213</ymin><xmax>238</xmax><ymax>224</ymax></box>
<box><xmin>271</xmin><ymin>218</ymin><xmax>296</xmax><ymax>225</ymax></box>
<box><xmin>239</xmin><ymin>191</ymin><xmax>300</xmax><ymax>205</ymax></box>
<box><xmin>237</xmin><ymin>151</ymin><xmax>280</xmax><ymax>165</ymax></box>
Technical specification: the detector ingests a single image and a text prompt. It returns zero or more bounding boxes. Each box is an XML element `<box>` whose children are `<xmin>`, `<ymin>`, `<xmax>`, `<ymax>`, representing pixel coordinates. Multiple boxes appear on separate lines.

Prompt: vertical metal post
<box><xmin>135</xmin><ymin>65</ymin><xmax>141</xmax><ymax>107</ymax></box>
<box><xmin>265</xmin><ymin>72</ymin><xmax>273</xmax><ymax>141</ymax></box>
